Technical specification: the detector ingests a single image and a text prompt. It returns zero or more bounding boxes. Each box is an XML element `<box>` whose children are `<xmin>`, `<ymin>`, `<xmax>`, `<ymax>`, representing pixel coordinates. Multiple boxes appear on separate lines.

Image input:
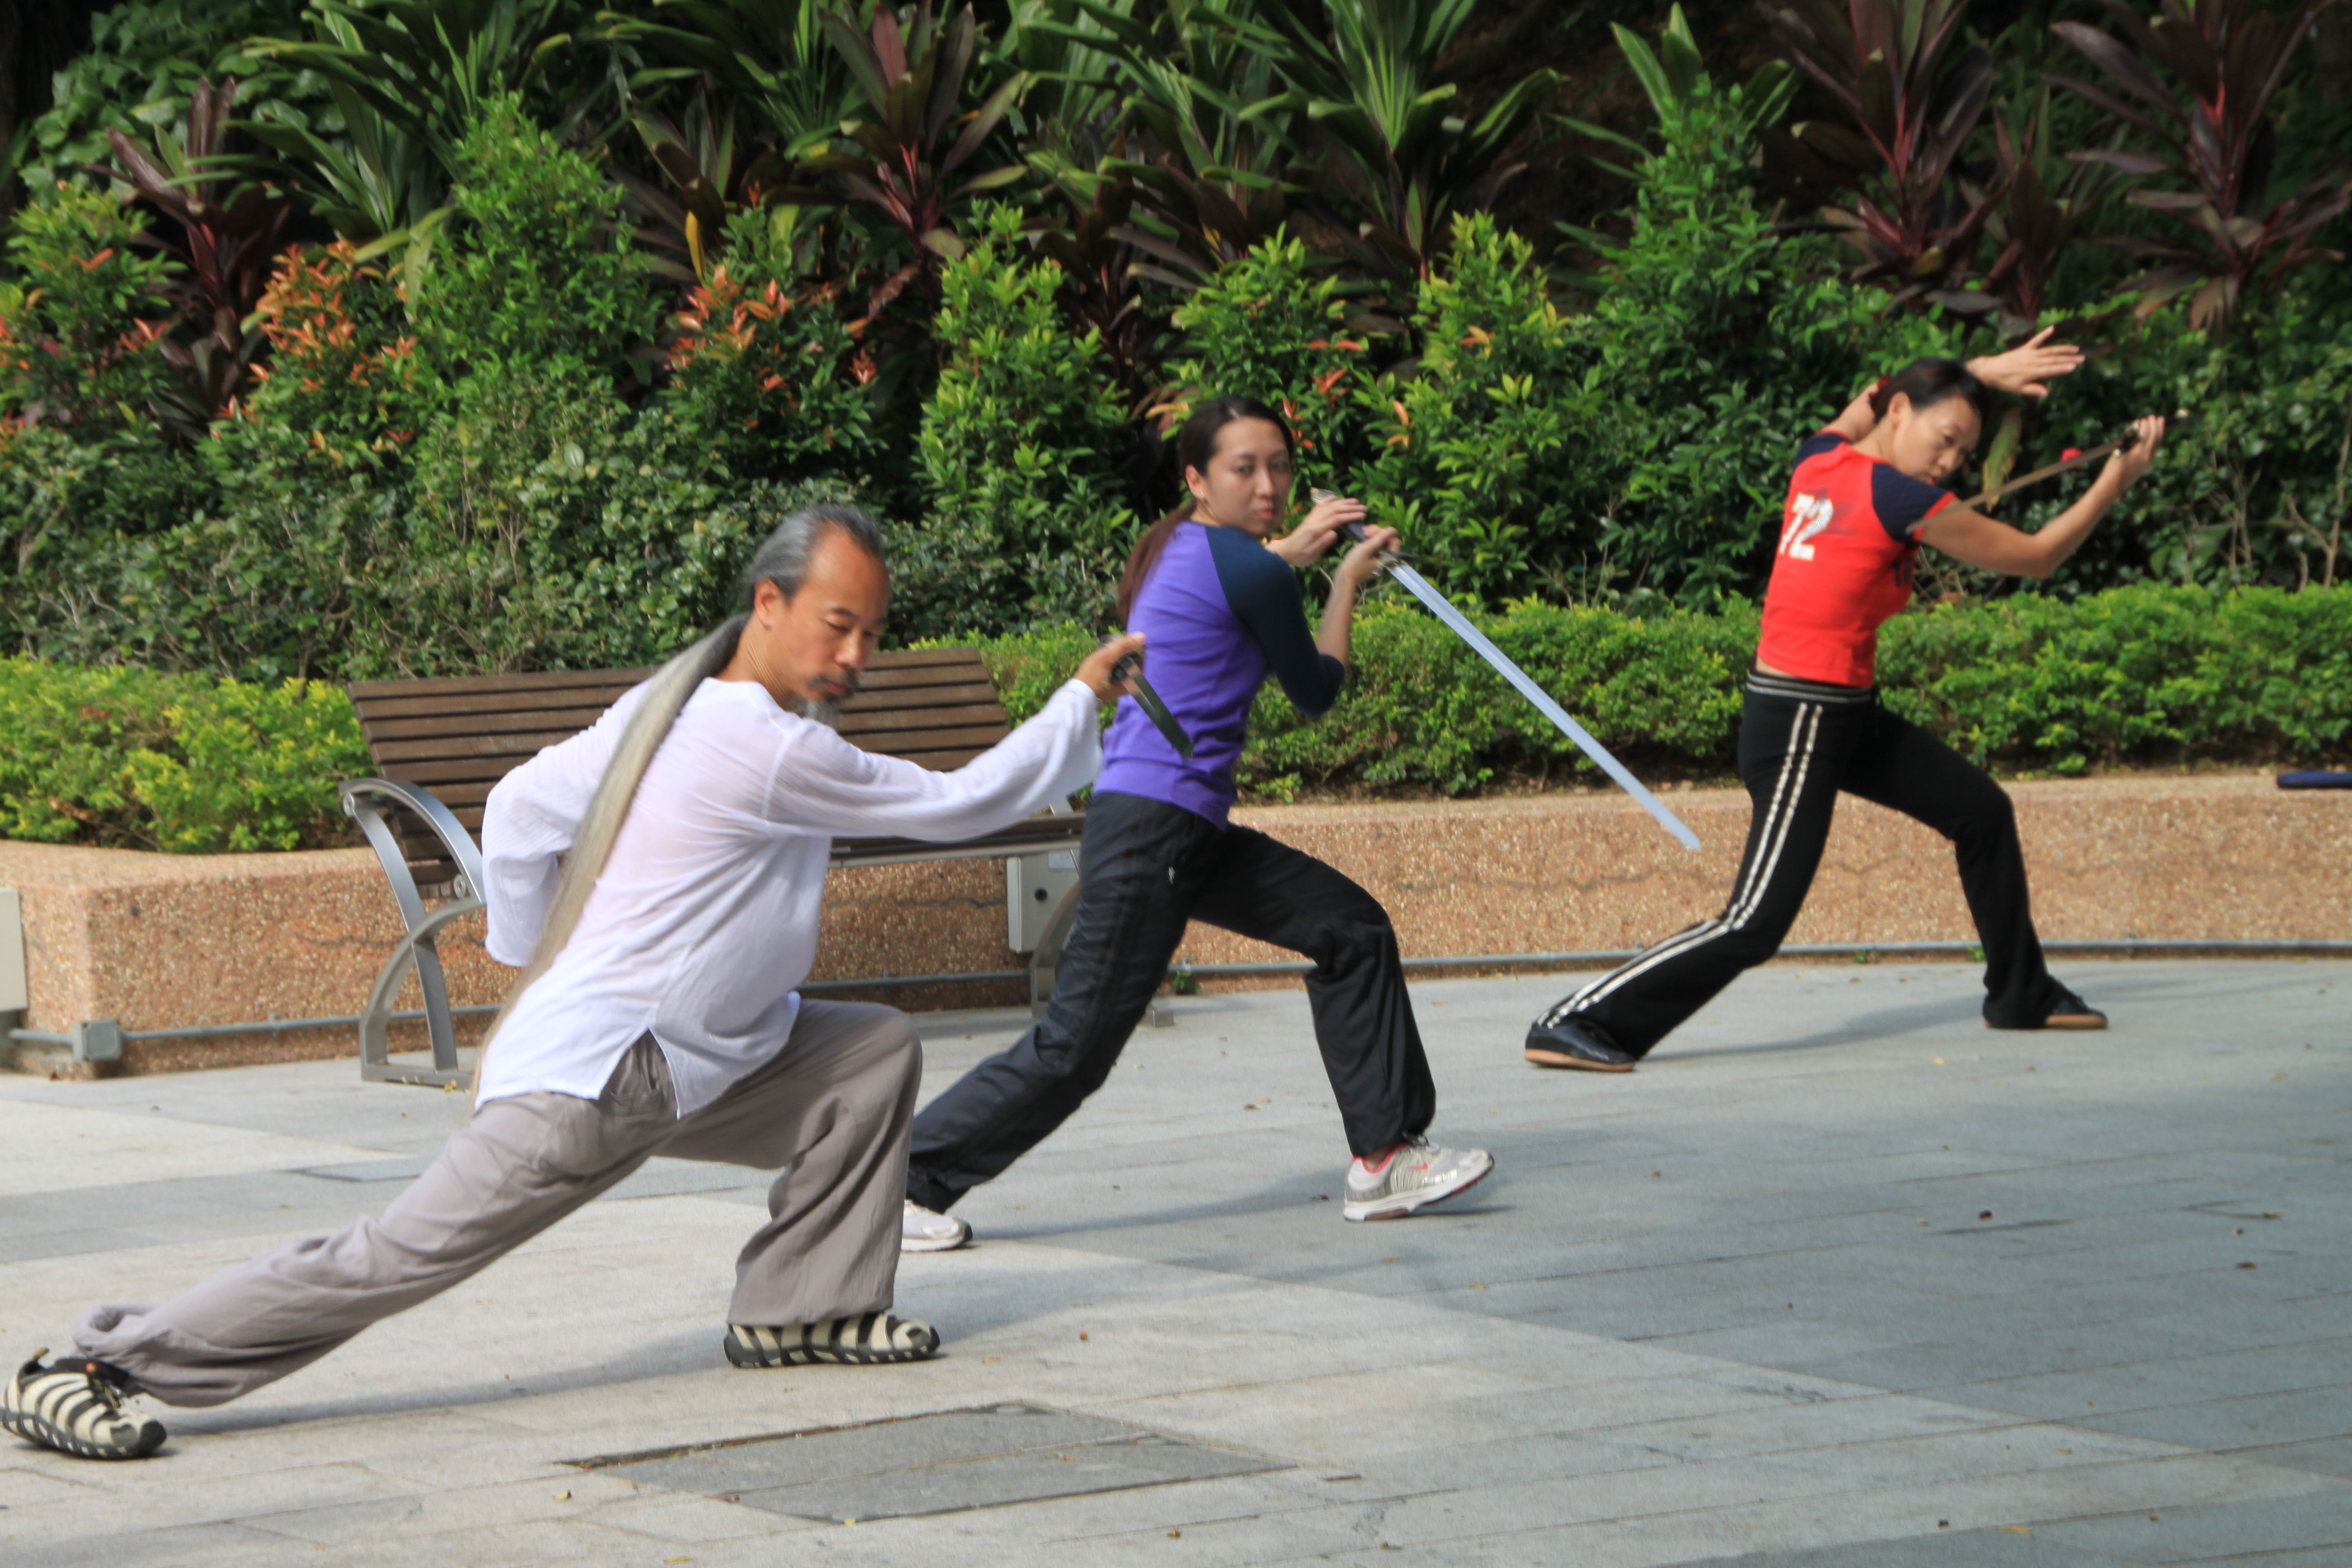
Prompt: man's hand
<box><xmin>1267</xmin><ymin>492</ymin><xmax>1367</xmax><ymax>567</ymax></box>
<box><xmin>1968</xmin><ymin>326</ymin><xmax>2086</xmax><ymax>400</ymax></box>
<box><xmin>2103</xmin><ymin>414</ymin><xmax>2166</xmax><ymax>493</ymax></box>
<box><xmin>1076</xmin><ymin>633</ymin><xmax>1146</xmax><ymax>703</ymax></box>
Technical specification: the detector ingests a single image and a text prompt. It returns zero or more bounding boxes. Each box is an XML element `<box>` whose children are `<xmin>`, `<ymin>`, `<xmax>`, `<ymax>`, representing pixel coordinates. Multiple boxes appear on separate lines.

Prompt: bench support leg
<box><xmin>358</xmin><ymin>896</ymin><xmax>483</xmax><ymax>1088</ymax></box>
<box><xmin>1028</xmin><ymin>882</ymin><xmax>1083</xmax><ymax>1019</ymax></box>
<box><xmin>342</xmin><ymin>779</ymin><xmax>493</xmax><ymax>1090</ymax></box>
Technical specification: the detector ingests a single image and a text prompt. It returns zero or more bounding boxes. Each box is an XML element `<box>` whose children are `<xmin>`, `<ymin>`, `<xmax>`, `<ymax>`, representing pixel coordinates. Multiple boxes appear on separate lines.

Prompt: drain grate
<box><xmin>573</xmin><ymin>1404</ymin><xmax>1283</xmax><ymax>1522</ymax></box>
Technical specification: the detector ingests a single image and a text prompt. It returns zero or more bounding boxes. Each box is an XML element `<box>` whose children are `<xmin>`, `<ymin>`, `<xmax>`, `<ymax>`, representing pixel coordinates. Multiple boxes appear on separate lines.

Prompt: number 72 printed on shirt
<box><xmin>1780</xmin><ymin>493</ymin><xmax>1834</xmax><ymax>560</ymax></box>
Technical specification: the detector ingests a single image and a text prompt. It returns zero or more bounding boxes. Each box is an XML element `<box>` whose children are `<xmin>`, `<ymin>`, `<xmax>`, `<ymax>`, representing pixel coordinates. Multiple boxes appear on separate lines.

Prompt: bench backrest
<box><xmin>347</xmin><ymin>648</ymin><xmax>1012</xmax><ymax>888</ymax></box>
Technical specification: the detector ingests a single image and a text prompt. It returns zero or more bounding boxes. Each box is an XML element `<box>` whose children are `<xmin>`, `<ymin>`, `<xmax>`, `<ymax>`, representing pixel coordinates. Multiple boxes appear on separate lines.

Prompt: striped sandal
<box><xmin>724</xmin><ymin>1314</ymin><xmax>940</xmax><ymax>1369</ymax></box>
<box><xmin>1</xmin><ymin>1350</ymin><xmax>165</xmax><ymax>1461</ymax></box>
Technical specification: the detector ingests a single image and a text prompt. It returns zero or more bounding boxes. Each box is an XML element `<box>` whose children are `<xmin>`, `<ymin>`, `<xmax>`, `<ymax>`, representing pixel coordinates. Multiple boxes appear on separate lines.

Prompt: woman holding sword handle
<box><xmin>1526</xmin><ymin>330</ymin><xmax>2168</xmax><ymax>1073</ymax></box>
<box><xmin>898</xmin><ymin>396</ymin><xmax>1494</xmax><ymax>1253</ymax></box>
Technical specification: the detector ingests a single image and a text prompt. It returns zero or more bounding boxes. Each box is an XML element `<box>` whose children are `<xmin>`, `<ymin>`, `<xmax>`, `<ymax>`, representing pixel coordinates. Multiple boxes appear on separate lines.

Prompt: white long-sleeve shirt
<box><xmin>477</xmin><ymin>674</ymin><xmax>1103</xmax><ymax>1114</ymax></box>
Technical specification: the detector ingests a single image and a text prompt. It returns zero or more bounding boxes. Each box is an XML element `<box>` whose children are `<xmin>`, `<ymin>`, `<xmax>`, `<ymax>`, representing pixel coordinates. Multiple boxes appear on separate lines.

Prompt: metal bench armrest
<box><xmin>340</xmin><ymin>777</ymin><xmax>487</xmax><ymax>903</ymax></box>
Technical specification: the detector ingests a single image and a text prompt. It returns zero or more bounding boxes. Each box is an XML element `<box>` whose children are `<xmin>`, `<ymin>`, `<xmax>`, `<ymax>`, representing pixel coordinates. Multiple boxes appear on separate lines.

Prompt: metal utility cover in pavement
<box><xmin>574</xmin><ymin>1404</ymin><xmax>1283</xmax><ymax>1521</ymax></box>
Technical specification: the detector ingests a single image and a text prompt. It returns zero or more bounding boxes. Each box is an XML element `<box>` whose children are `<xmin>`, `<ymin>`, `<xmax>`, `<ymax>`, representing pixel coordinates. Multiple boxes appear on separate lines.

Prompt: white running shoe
<box><xmin>1342</xmin><ymin>1138</ymin><xmax>1493</xmax><ymax>1222</ymax></box>
<box><xmin>901</xmin><ymin>1199</ymin><xmax>972</xmax><ymax>1254</ymax></box>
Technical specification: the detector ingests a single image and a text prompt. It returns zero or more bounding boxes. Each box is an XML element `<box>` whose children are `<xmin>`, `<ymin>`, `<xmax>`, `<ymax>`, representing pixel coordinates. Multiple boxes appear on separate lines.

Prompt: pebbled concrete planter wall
<box><xmin>1</xmin><ymin>771</ymin><xmax>2343</xmax><ymax>1077</ymax></box>
<box><xmin>1181</xmin><ymin>772</ymin><xmax>2352</xmax><ymax>983</ymax></box>
<box><xmin>0</xmin><ymin>843</ymin><xmax>1025</xmax><ymax>1077</ymax></box>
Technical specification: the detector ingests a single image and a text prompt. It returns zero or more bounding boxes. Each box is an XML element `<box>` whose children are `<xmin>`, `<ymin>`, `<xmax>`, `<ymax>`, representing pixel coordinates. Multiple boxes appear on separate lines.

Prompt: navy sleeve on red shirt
<box><xmin>1870</xmin><ymin>466</ymin><xmax>1952</xmax><ymax>542</ymax></box>
<box><xmin>1793</xmin><ymin>431</ymin><xmax>1846</xmax><ymax>472</ymax></box>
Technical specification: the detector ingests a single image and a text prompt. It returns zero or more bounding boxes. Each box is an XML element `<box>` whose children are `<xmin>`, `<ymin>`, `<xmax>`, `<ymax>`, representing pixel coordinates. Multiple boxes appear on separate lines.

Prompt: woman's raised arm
<box><xmin>1917</xmin><ymin>415</ymin><xmax>2166</xmax><ymax>579</ymax></box>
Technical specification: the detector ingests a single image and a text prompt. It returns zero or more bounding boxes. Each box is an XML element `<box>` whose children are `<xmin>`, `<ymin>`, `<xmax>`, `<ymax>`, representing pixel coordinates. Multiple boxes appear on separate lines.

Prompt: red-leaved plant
<box><xmin>1757</xmin><ymin>0</ymin><xmax>2005</xmax><ymax>312</ymax></box>
<box><xmin>806</xmin><ymin>2</ymin><xmax>1029</xmax><ymax>326</ymax></box>
<box><xmin>2052</xmin><ymin>0</ymin><xmax>2352</xmax><ymax>331</ymax></box>
<box><xmin>1981</xmin><ymin>88</ymin><xmax>2125</xmax><ymax>341</ymax></box>
<box><xmin>100</xmin><ymin>78</ymin><xmax>297</xmax><ymax>438</ymax></box>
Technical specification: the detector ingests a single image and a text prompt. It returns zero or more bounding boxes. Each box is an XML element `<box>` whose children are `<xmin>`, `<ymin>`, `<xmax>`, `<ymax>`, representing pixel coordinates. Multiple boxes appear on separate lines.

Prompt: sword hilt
<box><xmin>1309</xmin><ymin>489</ymin><xmax>1414</xmax><ymax>560</ymax></box>
<box><xmin>1101</xmin><ymin>635</ymin><xmax>1195</xmax><ymax>758</ymax></box>
<box><xmin>1101</xmin><ymin>635</ymin><xmax>1142</xmax><ymax>688</ymax></box>
<box><xmin>1964</xmin><ymin>408</ymin><xmax>2187</xmax><ymax>511</ymax></box>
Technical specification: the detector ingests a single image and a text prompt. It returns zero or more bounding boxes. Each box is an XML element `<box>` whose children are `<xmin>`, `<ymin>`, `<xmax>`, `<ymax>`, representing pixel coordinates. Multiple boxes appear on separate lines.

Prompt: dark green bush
<box><xmin>1357</xmin><ymin>214</ymin><xmax>1594</xmax><ymax>606</ymax></box>
<box><xmin>7</xmin><ymin>585</ymin><xmax>2346</xmax><ymax>855</ymax></box>
<box><xmin>0</xmin><ymin>184</ymin><xmax>205</xmax><ymax>663</ymax></box>
<box><xmin>906</xmin><ymin>205</ymin><xmax>1136</xmax><ymax>639</ymax></box>
<box><xmin>1878</xmin><ymin>584</ymin><xmax>2352</xmax><ymax>774</ymax></box>
<box><xmin>1166</xmin><ymin>229</ymin><xmax>1373</xmax><ymax>484</ymax></box>
<box><xmin>6</xmin><ymin>12</ymin><xmax>2352</xmax><ymax>682</ymax></box>
<box><xmin>0</xmin><ymin>182</ymin><xmax>180</xmax><ymax>428</ymax></box>
<box><xmin>1579</xmin><ymin>83</ymin><xmax>1885</xmax><ymax>605</ymax></box>
<box><xmin>1990</xmin><ymin>295</ymin><xmax>2352</xmax><ymax>595</ymax></box>
<box><xmin>665</xmin><ymin>210</ymin><xmax>878</xmax><ymax>488</ymax></box>
<box><xmin>976</xmin><ymin>585</ymin><xmax>2352</xmax><ymax>796</ymax></box>
<box><xmin>418</xmin><ymin>96</ymin><xmax>654</xmax><ymax>389</ymax></box>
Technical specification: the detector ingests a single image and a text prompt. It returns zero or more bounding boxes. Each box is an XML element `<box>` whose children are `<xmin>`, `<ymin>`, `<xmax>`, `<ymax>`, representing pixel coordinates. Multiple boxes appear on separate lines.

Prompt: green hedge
<box><xmin>0</xmin><ymin>657</ymin><xmax>367</xmax><ymax>852</ymax></box>
<box><xmin>974</xmin><ymin>584</ymin><xmax>2352</xmax><ymax>797</ymax></box>
<box><xmin>8</xmin><ymin>584</ymin><xmax>2346</xmax><ymax>854</ymax></box>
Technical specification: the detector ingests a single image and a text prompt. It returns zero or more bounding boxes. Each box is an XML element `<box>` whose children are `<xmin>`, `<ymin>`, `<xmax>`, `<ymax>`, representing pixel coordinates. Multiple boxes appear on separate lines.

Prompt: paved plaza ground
<box><xmin>0</xmin><ymin>958</ymin><xmax>2345</xmax><ymax>1566</ymax></box>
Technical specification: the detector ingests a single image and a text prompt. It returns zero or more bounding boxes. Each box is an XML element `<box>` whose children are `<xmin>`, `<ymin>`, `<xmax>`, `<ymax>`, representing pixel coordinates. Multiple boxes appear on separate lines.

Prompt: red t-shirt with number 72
<box><xmin>1757</xmin><ymin>431</ymin><xmax>1953</xmax><ymax>687</ymax></box>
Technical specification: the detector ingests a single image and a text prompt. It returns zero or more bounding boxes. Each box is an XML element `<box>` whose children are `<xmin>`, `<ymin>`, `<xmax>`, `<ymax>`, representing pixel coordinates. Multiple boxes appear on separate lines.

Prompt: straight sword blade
<box><xmin>1126</xmin><ymin>668</ymin><xmax>1195</xmax><ymax>759</ymax></box>
<box><xmin>1108</xmin><ymin>644</ymin><xmax>1196</xmax><ymax>758</ymax></box>
<box><xmin>1382</xmin><ymin>562</ymin><xmax>1703</xmax><ymax>851</ymax></box>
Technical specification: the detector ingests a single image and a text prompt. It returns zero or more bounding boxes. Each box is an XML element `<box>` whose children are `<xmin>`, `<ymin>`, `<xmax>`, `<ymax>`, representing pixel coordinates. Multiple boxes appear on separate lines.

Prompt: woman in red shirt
<box><xmin>1526</xmin><ymin>333</ymin><xmax>2166</xmax><ymax>1071</ymax></box>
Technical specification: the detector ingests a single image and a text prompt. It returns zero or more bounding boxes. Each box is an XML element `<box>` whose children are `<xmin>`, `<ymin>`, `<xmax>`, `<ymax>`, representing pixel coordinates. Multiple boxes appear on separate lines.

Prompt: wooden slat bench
<box><xmin>340</xmin><ymin>648</ymin><xmax>1085</xmax><ymax>1086</ymax></box>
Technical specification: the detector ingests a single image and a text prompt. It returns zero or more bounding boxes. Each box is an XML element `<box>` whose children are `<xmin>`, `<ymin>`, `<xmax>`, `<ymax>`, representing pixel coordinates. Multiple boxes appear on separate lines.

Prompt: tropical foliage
<box><xmin>0</xmin><ymin>0</ymin><xmax>2348</xmax><ymax>699</ymax></box>
<box><xmin>1758</xmin><ymin>0</ymin><xmax>2004</xmax><ymax>312</ymax></box>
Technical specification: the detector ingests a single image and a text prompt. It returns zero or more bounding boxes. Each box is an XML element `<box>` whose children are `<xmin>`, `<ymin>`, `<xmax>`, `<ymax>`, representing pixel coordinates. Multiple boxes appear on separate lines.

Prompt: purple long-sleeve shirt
<box><xmin>1098</xmin><ymin>520</ymin><xmax>1347</xmax><ymax>824</ymax></box>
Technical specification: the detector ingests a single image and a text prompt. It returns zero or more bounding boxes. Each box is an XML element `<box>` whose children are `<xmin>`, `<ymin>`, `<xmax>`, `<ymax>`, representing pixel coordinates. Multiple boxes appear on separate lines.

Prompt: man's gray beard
<box><xmin>791</xmin><ymin>698</ymin><xmax>841</xmax><ymax>729</ymax></box>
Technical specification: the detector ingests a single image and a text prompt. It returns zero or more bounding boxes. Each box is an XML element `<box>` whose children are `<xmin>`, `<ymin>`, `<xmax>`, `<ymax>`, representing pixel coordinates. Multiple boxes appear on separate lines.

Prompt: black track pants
<box><xmin>906</xmin><ymin>790</ymin><xmax>1436</xmax><ymax>1211</ymax></box>
<box><xmin>1537</xmin><ymin>684</ymin><xmax>2064</xmax><ymax>1057</ymax></box>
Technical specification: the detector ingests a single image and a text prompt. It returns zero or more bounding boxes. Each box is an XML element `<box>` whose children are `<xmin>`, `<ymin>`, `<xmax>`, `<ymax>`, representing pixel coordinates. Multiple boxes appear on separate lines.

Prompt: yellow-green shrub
<box><xmin>0</xmin><ymin>657</ymin><xmax>367</xmax><ymax>852</ymax></box>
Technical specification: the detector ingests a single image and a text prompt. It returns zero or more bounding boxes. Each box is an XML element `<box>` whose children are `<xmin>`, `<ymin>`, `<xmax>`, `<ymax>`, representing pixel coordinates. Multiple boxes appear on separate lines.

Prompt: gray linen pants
<box><xmin>73</xmin><ymin>1001</ymin><xmax>921</xmax><ymax>1409</ymax></box>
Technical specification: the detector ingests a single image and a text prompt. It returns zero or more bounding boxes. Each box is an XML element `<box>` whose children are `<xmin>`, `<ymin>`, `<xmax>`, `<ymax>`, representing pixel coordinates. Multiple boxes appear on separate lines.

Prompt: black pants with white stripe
<box><xmin>1540</xmin><ymin>680</ymin><xmax>2063</xmax><ymax>1056</ymax></box>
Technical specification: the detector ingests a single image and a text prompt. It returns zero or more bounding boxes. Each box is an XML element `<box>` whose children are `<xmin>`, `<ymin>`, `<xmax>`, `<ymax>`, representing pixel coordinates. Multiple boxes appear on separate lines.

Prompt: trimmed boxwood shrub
<box><xmin>8</xmin><ymin>585</ymin><xmax>2346</xmax><ymax>853</ymax></box>
<box><xmin>975</xmin><ymin>584</ymin><xmax>2352</xmax><ymax>796</ymax></box>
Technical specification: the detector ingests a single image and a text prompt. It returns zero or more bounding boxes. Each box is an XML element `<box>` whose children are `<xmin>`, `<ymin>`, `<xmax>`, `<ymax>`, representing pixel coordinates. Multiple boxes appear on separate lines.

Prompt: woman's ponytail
<box><xmin>1117</xmin><ymin>505</ymin><xmax>1191</xmax><ymax>623</ymax></box>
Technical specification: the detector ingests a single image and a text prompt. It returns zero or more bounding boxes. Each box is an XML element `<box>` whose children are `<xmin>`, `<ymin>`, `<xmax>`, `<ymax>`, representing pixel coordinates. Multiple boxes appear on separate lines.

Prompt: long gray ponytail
<box><xmin>470</xmin><ymin>502</ymin><xmax>885</xmax><ymax>1103</ymax></box>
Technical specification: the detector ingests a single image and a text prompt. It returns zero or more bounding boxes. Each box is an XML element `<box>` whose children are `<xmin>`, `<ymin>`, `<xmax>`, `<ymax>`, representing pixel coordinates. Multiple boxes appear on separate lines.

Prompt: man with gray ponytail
<box><xmin>5</xmin><ymin>506</ymin><xmax>1145</xmax><ymax>1462</ymax></box>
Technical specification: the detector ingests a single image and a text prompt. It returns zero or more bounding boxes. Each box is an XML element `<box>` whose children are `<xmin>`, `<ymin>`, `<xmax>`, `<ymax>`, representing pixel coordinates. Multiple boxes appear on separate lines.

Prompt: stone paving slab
<box><xmin>0</xmin><ymin>959</ymin><xmax>2345</xmax><ymax>1565</ymax></box>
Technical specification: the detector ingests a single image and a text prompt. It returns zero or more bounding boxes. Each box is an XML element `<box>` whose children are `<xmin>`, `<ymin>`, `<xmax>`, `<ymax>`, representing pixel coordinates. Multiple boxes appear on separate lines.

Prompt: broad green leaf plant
<box><xmin>1255</xmin><ymin>0</ymin><xmax>1562</xmax><ymax>285</ymax></box>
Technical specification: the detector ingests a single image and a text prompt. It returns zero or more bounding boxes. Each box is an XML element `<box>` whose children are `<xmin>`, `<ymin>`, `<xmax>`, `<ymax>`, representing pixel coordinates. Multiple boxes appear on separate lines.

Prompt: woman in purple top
<box><xmin>901</xmin><ymin>398</ymin><xmax>1494</xmax><ymax>1245</ymax></box>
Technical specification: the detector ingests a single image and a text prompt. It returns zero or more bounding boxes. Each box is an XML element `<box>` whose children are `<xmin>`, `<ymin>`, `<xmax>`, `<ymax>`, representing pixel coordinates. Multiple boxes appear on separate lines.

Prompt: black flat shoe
<box><xmin>1524</xmin><ymin>1016</ymin><xmax>1638</xmax><ymax>1072</ymax></box>
<box><xmin>1985</xmin><ymin>984</ymin><xmax>2108</xmax><ymax>1031</ymax></box>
